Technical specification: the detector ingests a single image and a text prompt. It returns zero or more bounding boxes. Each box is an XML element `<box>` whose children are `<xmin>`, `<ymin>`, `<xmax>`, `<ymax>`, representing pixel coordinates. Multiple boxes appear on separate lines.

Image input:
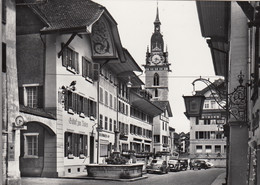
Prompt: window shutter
<box><xmin>64</xmin><ymin>90</ymin><xmax>69</xmax><ymax>111</ymax></box>
<box><xmin>83</xmin><ymin>98</ymin><xmax>89</xmax><ymax>117</ymax></box>
<box><xmin>72</xmin><ymin>133</ymin><xmax>76</xmax><ymax>156</ymax></box>
<box><xmin>37</xmin><ymin>86</ymin><xmax>44</xmax><ymax>108</ymax></box>
<box><xmin>83</xmin><ymin>135</ymin><xmax>88</xmax><ymax>156</ymax></box>
<box><xmin>82</xmin><ymin>57</ymin><xmax>86</xmax><ymax>77</ymax></box>
<box><xmin>75</xmin><ymin>52</ymin><xmax>79</xmax><ymax>74</ymax></box>
<box><xmin>62</xmin><ymin>44</ymin><xmax>67</xmax><ymax>67</ymax></box>
<box><xmin>92</xmin><ymin>63</ymin><xmax>100</xmax><ymax>81</ymax></box>
<box><xmin>77</xmin><ymin>94</ymin><xmax>81</xmax><ymax>114</ymax></box>
<box><xmin>18</xmin><ymin>87</ymin><xmax>24</xmax><ymax>105</ymax></box>
<box><xmin>93</xmin><ymin>101</ymin><xmax>97</xmax><ymax>118</ymax></box>
<box><xmin>64</xmin><ymin>132</ymin><xmax>68</xmax><ymax>157</ymax></box>
<box><xmin>71</xmin><ymin>51</ymin><xmax>75</xmax><ymax>69</ymax></box>
<box><xmin>72</xmin><ymin>92</ymin><xmax>77</xmax><ymax>112</ymax></box>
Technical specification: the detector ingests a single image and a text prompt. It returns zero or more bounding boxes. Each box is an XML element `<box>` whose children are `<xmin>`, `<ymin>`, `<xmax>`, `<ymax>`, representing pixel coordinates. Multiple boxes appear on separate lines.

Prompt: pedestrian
<box><xmin>189</xmin><ymin>160</ymin><xmax>193</xmax><ymax>170</ymax></box>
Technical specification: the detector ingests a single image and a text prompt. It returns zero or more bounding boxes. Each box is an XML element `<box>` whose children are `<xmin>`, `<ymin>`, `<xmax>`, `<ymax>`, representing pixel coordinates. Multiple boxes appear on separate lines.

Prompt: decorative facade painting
<box><xmin>91</xmin><ymin>17</ymin><xmax>116</xmax><ymax>58</ymax></box>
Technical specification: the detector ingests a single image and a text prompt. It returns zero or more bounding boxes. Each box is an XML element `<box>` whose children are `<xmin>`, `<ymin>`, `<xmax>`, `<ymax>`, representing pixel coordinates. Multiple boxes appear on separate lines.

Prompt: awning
<box><xmin>130</xmin><ymin>92</ymin><xmax>163</xmax><ymax>116</ymax></box>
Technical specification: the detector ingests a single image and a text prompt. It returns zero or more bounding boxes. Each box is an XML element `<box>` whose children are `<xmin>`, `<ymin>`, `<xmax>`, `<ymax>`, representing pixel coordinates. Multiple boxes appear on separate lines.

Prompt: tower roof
<box><xmin>154</xmin><ymin>4</ymin><xmax>161</xmax><ymax>25</ymax></box>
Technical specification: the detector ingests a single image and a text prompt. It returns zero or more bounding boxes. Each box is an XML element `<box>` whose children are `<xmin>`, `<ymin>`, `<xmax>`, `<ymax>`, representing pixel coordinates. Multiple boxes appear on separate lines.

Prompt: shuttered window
<box><xmin>64</xmin><ymin>132</ymin><xmax>88</xmax><ymax>157</ymax></box>
<box><xmin>61</xmin><ymin>45</ymin><xmax>79</xmax><ymax>74</ymax></box>
<box><xmin>82</xmin><ymin>57</ymin><xmax>93</xmax><ymax>80</ymax></box>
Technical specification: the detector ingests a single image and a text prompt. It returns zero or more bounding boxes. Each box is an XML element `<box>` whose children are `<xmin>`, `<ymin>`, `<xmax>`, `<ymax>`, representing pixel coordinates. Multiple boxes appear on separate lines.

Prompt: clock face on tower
<box><xmin>152</xmin><ymin>54</ymin><xmax>164</xmax><ymax>64</ymax></box>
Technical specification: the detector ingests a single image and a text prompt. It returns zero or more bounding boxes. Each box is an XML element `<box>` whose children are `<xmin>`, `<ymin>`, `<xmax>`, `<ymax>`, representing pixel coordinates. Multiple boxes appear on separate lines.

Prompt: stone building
<box><xmin>197</xmin><ymin>1</ymin><xmax>260</xmax><ymax>184</ymax></box>
<box><xmin>144</xmin><ymin>5</ymin><xmax>173</xmax><ymax>153</ymax></box>
<box><xmin>188</xmin><ymin>80</ymin><xmax>227</xmax><ymax>167</ymax></box>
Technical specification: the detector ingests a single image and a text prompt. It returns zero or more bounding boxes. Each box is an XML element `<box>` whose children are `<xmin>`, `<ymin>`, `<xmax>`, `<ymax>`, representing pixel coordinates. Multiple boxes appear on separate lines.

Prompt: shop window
<box><xmin>19</xmin><ymin>85</ymin><xmax>44</xmax><ymax>108</ymax></box>
<box><xmin>100</xmin><ymin>144</ymin><xmax>108</xmax><ymax>157</ymax></box>
<box><xmin>23</xmin><ymin>133</ymin><xmax>39</xmax><ymax>158</ymax></box>
<box><xmin>82</xmin><ymin>57</ymin><xmax>93</xmax><ymax>80</ymax></box>
<box><xmin>196</xmin><ymin>145</ymin><xmax>202</xmax><ymax>153</ymax></box>
<box><xmin>62</xmin><ymin>45</ymin><xmax>79</xmax><ymax>74</ymax></box>
<box><xmin>64</xmin><ymin>132</ymin><xmax>88</xmax><ymax>157</ymax></box>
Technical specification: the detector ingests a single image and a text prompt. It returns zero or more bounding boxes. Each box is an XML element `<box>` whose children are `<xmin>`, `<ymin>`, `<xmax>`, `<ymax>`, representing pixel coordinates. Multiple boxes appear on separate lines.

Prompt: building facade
<box><xmin>15</xmin><ymin>0</ymin><xmax>166</xmax><ymax>179</ymax></box>
<box><xmin>144</xmin><ymin>5</ymin><xmax>173</xmax><ymax>153</ymax></box>
<box><xmin>188</xmin><ymin>80</ymin><xmax>227</xmax><ymax>167</ymax></box>
<box><xmin>197</xmin><ymin>1</ymin><xmax>260</xmax><ymax>184</ymax></box>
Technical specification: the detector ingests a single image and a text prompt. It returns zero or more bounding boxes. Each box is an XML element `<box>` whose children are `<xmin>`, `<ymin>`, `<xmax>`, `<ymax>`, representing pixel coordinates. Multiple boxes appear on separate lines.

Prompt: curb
<box><xmin>60</xmin><ymin>175</ymin><xmax>148</xmax><ymax>182</ymax></box>
<box><xmin>211</xmin><ymin>172</ymin><xmax>226</xmax><ymax>185</ymax></box>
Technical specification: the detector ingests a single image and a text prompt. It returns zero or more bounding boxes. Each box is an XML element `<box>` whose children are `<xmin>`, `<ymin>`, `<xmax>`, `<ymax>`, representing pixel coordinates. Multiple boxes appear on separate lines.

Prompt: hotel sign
<box><xmin>69</xmin><ymin>117</ymin><xmax>88</xmax><ymax>128</ymax></box>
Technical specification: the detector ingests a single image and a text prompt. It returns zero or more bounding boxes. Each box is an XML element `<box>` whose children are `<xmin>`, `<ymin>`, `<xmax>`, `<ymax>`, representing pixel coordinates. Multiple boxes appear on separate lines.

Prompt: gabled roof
<box><xmin>24</xmin><ymin>0</ymin><xmax>126</xmax><ymax>62</ymax></box>
<box><xmin>195</xmin><ymin>79</ymin><xmax>225</xmax><ymax>96</ymax></box>
<box><xmin>25</xmin><ymin>0</ymin><xmax>105</xmax><ymax>33</ymax></box>
<box><xmin>152</xmin><ymin>101</ymin><xmax>173</xmax><ymax>117</ymax></box>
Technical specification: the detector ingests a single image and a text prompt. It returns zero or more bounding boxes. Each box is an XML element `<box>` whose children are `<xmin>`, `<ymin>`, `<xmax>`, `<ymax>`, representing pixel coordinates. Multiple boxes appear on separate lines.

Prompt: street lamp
<box><xmin>183</xmin><ymin>95</ymin><xmax>205</xmax><ymax>118</ymax></box>
<box><xmin>183</xmin><ymin>71</ymin><xmax>247</xmax><ymax>122</ymax></box>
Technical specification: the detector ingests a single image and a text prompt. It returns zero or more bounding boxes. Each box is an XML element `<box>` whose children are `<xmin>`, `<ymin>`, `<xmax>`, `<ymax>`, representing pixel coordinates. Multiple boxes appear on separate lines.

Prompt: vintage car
<box><xmin>193</xmin><ymin>160</ymin><xmax>209</xmax><ymax>170</ymax></box>
<box><xmin>146</xmin><ymin>159</ymin><xmax>169</xmax><ymax>174</ymax></box>
<box><xmin>178</xmin><ymin>159</ymin><xmax>188</xmax><ymax>171</ymax></box>
<box><xmin>168</xmin><ymin>159</ymin><xmax>180</xmax><ymax>172</ymax></box>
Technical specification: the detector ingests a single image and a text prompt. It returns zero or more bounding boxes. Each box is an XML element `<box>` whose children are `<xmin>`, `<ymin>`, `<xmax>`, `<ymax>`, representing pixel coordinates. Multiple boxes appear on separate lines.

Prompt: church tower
<box><xmin>144</xmin><ymin>5</ymin><xmax>171</xmax><ymax>101</ymax></box>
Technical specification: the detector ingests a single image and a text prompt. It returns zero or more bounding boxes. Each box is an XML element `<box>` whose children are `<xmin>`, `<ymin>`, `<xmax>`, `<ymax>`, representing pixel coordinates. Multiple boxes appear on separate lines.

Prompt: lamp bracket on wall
<box><xmin>192</xmin><ymin>71</ymin><xmax>247</xmax><ymax>122</ymax></box>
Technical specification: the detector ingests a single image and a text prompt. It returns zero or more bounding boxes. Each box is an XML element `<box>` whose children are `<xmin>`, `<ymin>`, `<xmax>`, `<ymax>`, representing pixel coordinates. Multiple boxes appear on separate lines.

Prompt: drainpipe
<box><xmin>0</xmin><ymin>0</ymin><xmax>3</xmax><ymax>182</ymax></box>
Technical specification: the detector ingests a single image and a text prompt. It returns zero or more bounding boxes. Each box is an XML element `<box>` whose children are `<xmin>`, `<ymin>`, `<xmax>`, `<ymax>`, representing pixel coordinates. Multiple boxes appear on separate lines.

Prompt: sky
<box><xmin>93</xmin><ymin>0</ymin><xmax>220</xmax><ymax>133</ymax></box>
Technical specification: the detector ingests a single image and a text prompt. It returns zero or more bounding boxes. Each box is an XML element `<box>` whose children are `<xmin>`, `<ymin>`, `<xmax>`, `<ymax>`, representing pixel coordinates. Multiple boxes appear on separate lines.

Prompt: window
<box><xmin>204</xmin><ymin>119</ymin><xmax>210</xmax><ymax>125</ymax></box>
<box><xmin>100</xmin><ymin>144</ymin><xmax>109</xmax><ymax>157</ymax></box>
<box><xmin>99</xmin><ymin>87</ymin><xmax>103</xmax><ymax>103</ymax></box>
<box><xmin>114</xmin><ymin>97</ymin><xmax>117</xmax><ymax>110</ymax></box>
<box><xmin>196</xmin><ymin>145</ymin><xmax>202</xmax><ymax>153</ymax></box>
<box><xmin>62</xmin><ymin>45</ymin><xmax>79</xmax><ymax>74</ymax></box>
<box><xmin>105</xmin><ymin>117</ymin><xmax>108</xmax><ymax>130</ymax></box>
<box><xmin>109</xmin><ymin>119</ymin><xmax>112</xmax><ymax>131</ymax></box>
<box><xmin>215</xmin><ymin>145</ymin><xmax>221</xmax><ymax>153</ymax></box>
<box><xmin>210</xmin><ymin>101</ymin><xmax>215</xmax><ymax>109</ymax></box>
<box><xmin>204</xmin><ymin>100</ymin><xmax>209</xmax><ymax>109</ymax></box>
<box><xmin>82</xmin><ymin>57</ymin><xmax>93</xmax><ymax>80</ymax></box>
<box><xmin>2</xmin><ymin>0</ymin><xmax>6</xmax><ymax>24</ymax></box>
<box><xmin>155</xmin><ymin>88</ymin><xmax>158</xmax><ymax>97</ymax></box>
<box><xmin>154</xmin><ymin>73</ymin><xmax>159</xmax><ymax>86</ymax></box>
<box><xmin>19</xmin><ymin>85</ymin><xmax>44</xmax><ymax>108</ymax></box>
<box><xmin>64</xmin><ymin>91</ymin><xmax>93</xmax><ymax>117</ymax></box>
<box><xmin>205</xmin><ymin>145</ymin><xmax>212</xmax><ymax>153</ymax></box>
<box><xmin>114</xmin><ymin>120</ymin><xmax>117</xmax><ymax>131</ymax></box>
<box><xmin>105</xmin><ymin>91</ymin><xmax>108</xmax><ymax>106</ymax></box>
<box><xmin>109</xmin><ymin>94</ymin><xmax>113</xmax><ymax>108</ymax></box>
<box><xmin>64</xmin><ymin>132</ymin><xmax>88</xmax><ymax>157</ymax></box>
<box><xmin>24</xmin><ymin>133</ymin><xmax>38</xmax><ymax>157</ymax></box>
<box><xmin>154</xmin><ymin>135</ymin><xmax>160</xmax><ymax>143</ymax></box>
<box><xmin>99</xmin><ymin>114</ymin><xmax>103</xmax><ymax>129</ymax></box>
<box><xmin>162</xmin><ymin>122</ymin><xmax>164</xmax><ymax>130</ymax></box>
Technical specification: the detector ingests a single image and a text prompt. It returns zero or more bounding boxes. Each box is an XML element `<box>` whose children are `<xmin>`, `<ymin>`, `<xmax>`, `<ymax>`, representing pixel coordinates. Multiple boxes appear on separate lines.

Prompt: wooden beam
<box><xmin>58</xmin><ymin>33</ymin><xmax>77</xmax><ymax>58</ymax></box>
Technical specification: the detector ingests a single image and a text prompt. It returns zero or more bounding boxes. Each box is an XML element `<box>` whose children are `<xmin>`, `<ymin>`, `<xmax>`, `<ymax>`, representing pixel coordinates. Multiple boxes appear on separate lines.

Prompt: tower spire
<box><xmin>154</xmin><ymin>1</ymin><xmax>160</xmax><ymax>24</ymax></box>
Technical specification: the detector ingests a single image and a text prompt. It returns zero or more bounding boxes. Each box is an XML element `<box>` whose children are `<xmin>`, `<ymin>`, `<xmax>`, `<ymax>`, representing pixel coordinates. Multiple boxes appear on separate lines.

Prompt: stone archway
<box><xmin>20</xmin><ymin>121</ymin><xmax>58</xmax><ymax>177</ymax></box>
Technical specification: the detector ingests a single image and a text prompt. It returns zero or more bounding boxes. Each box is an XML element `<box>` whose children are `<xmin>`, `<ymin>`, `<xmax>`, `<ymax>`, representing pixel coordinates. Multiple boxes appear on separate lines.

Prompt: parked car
<box><xmin>206</xmin><ymin>161</ymin><xmax>214</xmax><ymax>168</ymax></box>
<box><xmin>147</xmin><ymin>159</ymin><xmax>169</xmax><ymax>174</ymax></box>
<box><xmin>193</xmin><ymin>160</ymin><xmax>209</xmax><ymax>170</ymax></box>
<box><xmin>168</xmin><ymin>159</ymin><xmax>180</xmax><ymax>172</ymax></box>
<box><xmin>178</xmin><ymin>159</ymin><xmax>188</xmax><ymax>171</ymax></box>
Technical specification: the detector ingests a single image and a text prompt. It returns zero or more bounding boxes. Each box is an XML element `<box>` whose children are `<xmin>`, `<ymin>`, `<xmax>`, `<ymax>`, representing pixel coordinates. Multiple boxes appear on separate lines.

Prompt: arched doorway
<box><xmin>19</xmin><ymin>121</ymin><xmax>56</xmax><ymax>177</ymax></box>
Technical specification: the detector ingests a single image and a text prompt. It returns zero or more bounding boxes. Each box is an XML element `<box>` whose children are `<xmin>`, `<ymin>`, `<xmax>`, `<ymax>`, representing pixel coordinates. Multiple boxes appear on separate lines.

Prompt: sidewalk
<box><xmin>211</xmin><ymin>172</ymin><xmax>226</xmax><ymax>185</ymax></box>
